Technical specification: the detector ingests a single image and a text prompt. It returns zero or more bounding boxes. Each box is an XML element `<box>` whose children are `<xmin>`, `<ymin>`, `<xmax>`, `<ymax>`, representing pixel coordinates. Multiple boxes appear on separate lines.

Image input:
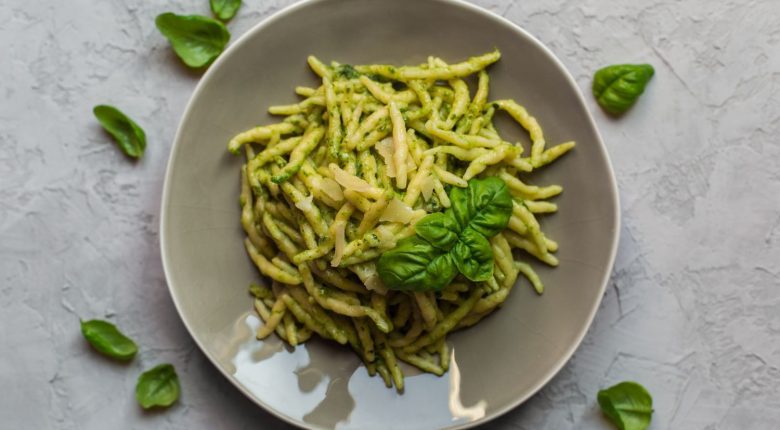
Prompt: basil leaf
<box><xmin>592</xmin><ymin>64</ymin><xmax>654</xmax><ymax>115</ymax></box>
<box><xmin>136</xmin><ymin>363</ymin><xmax>180</xmax><ymax>409</ymax></box>
<box><xmin>598</xmin><ymin>381</ymin><xmax>653</xmax><ymax>430</ymax></box>
<box><xmin>93</xmin><ymin>105</ymin><xmax>146</xmax><ymax>159</ymax></box>
<box><xmin>377</xmin><ymin>178</ymin><xmax>513</xmax><ymax>292</ymax></box>
<box><xmin>449</xmin><ymin>177</ymin><xmax>513</xmax><ymax>237</ymax></box>
<box><xmin>376</xmin><ymin>236</ymin><xmax>458</xmax><ymax>292</ymax></box>
<box><xmin>210</xmin><ymin>0</ymin><xmax>241</xmax><ymax>21</ymax></box>
<box><xmin>155</xmin><ymin>13</ymin><xmax>230</xmax><ymax>68</ymax></box>
<box><xmin>414</xmin><ymin>212</ymin><xmax>460</xmax><ymax>250</ymax></box>
<box><xmin>451</xmin><ymin>228</ymin><xmax>494</xmax><ymax>282</ymax></box>
<box><xmin>80</xmin><ymin>319</ymin><xmax>138</xmax><ymax>361</ymax></box>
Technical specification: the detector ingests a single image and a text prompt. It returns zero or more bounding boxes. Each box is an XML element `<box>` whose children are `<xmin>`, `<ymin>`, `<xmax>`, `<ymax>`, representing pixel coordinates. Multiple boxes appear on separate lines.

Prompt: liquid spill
<box><xmin>225</xmin><ymin>312</ymin><xmax>487</xmax><ymax>429</ymax></box>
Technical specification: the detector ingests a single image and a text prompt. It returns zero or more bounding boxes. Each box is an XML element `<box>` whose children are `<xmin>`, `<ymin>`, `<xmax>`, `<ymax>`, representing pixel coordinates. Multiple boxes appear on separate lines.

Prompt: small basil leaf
<box><xmin>80</xmin><ymin>319</ymin><xmax>138</xmax><ymax>361</ymax></box>
<box><xmin>592</xmin><ymin>64</ymin><xmax>654</xmax><ymax>115</ymax></box>
<box><xmin>415</xmin><ymin>212</ymin><xmax>460</xmax><ymax>250</ymax></box>
<box><xmin>452</xmin><ymin>228</ymin><xmax>494</xmax><ymax>282</ymax></box>
<box><xmin>376</xmin><ymin>236</ymin><xmax>457</xmax><ymax>292</ymax></box>
<box><xmin>598</xmin><ymin>381</ymin><xmax>653</xmax><ymax>430</ymax></box>
<box><xmin>210</xmin><ymin>0</ymin><xmax>241</xmax><ymax>21</ymax></box>
<box><xmin>93</xmin><ymin>105</ymin><xmax>146</xmax><ymax>159</ymax></box>
<box><xmin>450</xmin><ymin>177</ymin><xmax>512</xmax><ymax>237</ymax></box>
<box><xmin>155</xmin><ymin>13</ymin><xmax>230</xmax><ymax>68</ymax></box>
<box><xmin>136</xmin><ymin>363</ymin><xmax>180</xmax><ymax>409</ymax></box>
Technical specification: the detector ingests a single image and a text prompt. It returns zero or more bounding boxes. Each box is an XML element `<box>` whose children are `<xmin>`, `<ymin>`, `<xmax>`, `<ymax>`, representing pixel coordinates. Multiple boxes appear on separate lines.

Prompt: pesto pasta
<box><xmin>229</xmin><ymin>50</ymin><xmax>574</xmax><ymax>390</ymax></box>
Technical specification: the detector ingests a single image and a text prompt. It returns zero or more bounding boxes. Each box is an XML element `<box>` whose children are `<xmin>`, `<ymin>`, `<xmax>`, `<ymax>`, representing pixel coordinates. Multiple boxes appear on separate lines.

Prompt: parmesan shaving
<box><xmin>420</xmin><ymin>173</ymin><xmax>435</xmax><ymax>201</ymax></box>
<box><xmin>294</xmin><ymin>194</ymin><xmax>314</xmax><ymax>212</ymax></box>
<box><xmin>331</xmin><ymin>221</ymin><xmax>346</xmax><ymax>267</ymax></box>
<box><xmin>389</xmin><ymin>101</ymin><xmax>408</xmax><ymax>189</ymax></box>
<box><xmin>349</xmin><ymin>262</ymin><xmax>388</xmax><ymax>294</ymax></box>
<box><xmin>330</xmin><ymin>163</ymin><xmax>374</xmax><ymax>193</ymax></box>
<box><xmin>380</xmin><ymin>198</ymin><xmax>427</xmax><ymax>224</ymax></box>
<box><xmin>406</xmin><ymin>152</ymin><xmax>417</xmax><ymax>172</ymax></box>
<box><xmin>319</xmin><ymin>177</ymin><xmax>344</xmax><ymax>201</ymax></box>
<box><xmin>376</xmin><ymin>137</ymin><xmax>396</xmax><ymax>178</ymax></box>
<box><xmin>374</xmin><ymin>224</ymin><xmax>396</xmax><ymax>244</ymax></box>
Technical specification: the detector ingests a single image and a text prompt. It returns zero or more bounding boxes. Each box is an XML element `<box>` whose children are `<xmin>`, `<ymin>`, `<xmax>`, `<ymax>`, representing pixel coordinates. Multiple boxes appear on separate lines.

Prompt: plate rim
<box><xmin>159</xmin><ymin>0</ymin><xmax>621</xmax><ymax>428</ymax></box>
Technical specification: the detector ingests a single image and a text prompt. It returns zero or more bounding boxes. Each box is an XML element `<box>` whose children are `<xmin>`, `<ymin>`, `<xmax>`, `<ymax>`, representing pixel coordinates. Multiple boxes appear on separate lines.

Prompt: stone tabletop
<box><xmin>2</xmin><ymin>0</ymin><xmax>779</xmax><ymax>428</ymax></box>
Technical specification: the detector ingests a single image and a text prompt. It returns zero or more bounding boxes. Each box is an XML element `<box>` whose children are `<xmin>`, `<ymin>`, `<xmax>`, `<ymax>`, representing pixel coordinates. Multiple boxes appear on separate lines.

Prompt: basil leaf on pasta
<box><xmin>376</xmin><ymin>236</ymin><xmax>457</xmax><ymax>292</ymax></box>
<box><xmin>377</xmin><ymin>178</ymin><xmax>512</xmax><ymax>291</ymax></box>
<box><xmin>449</xmin><ymin>176</ymin><xmax>513</xmax><ymax>237</ymax></box>
<box><xmin>451</xmin><ymin>227</ymin><xmax>494</xmax><ymax>282</ymax></box>
<box><xmin>414</xmin><ymin>212</ymin><xmax>460</xmax><ymax>250</ymax></box>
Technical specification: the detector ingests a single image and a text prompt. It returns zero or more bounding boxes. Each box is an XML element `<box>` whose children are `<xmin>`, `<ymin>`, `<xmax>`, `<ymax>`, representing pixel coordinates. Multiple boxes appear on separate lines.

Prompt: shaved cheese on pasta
<box><xmin>374</xmin><ymin>224</ymin><xmax>397</xmax><ymax>244</ymax></box>
<box><xmin>389</xmin><ymin>101</ymin><xmax>408</xmax><ymax>189</ymax></box>
<box><xmin>380</xmin><ymin>198</ymin><xmax>426</xmax><ymax>224</ymax></box>
<box><xmin>294</xmin><ymin>194</ymin><xmax>314</xmax><ymax>212</ymax></box>
<box><xmin>350</xmin><ymin>262</ymin><xmax>388</xmax><ymax>294</ymax></box>
<box><xmin>331</xmin><ymin>222</ymin><xmax>346</xmax><ymax>267</ymax></box>
<box><xmin>406</xmin><ymin>153</ymin><xmax>417</xmax><ymax>172</ymax></box>
<box><xmin>330</xmin><ymin>163</ymin><xmax>374</xmax><ymax>193</ymax></box>
<box><xmin>318</xmin><ymin>177</ymin><xmax>344</xmax><ymax>201</ymax></box>
<box><xmin>376</xmin><ymin>138</ymin><xmax>396</xmax><ymax>178</ymax></box>
<box><xmin>420</xmin><ymin>173</ymin><xmax>435</xmax><ymax>201</ymax></box>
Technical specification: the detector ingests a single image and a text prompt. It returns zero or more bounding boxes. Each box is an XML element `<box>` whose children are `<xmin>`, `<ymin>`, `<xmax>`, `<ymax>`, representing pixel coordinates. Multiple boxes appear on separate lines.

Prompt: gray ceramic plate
<box><xmin>160</xmin><ymin>0</ymin><xmax>619</xmax><ymax>428</ymax></box>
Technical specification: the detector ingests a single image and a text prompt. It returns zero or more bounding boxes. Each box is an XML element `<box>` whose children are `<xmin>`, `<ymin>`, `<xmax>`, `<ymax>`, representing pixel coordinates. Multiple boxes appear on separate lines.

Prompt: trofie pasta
<box><xmin>228</xmin><ymin>50</ymin><xmax>574</xmax><ymax>391</ymax></box>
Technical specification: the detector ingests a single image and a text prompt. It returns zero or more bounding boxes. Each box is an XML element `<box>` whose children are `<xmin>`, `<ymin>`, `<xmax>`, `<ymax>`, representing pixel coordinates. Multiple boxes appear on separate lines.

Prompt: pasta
<box><xmin>229</xmin><ymin>50</ymin><xmax>574</xmax><ymax>391</ymax></box>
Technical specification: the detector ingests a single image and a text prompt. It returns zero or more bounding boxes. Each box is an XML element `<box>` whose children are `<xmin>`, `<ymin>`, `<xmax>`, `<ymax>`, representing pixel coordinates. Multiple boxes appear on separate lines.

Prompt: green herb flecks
<box><xmin>334</xmin><ymin>64</ymin><xmax>361</xmax><ymax>80</ymax></box>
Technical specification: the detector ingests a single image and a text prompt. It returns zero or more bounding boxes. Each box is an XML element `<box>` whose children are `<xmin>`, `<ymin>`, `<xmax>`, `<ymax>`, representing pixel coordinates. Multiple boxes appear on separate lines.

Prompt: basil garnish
<box><xmin>377</xmin><ymin>177</ymin><xmax>512</xmax><ymax>291</ymax></box>
<box><xmin>135</xmin><ymin>364</ymin><xmax>181</xmax><ymax>409</ymax></box>
<box><xmin>592</xmin><ymin>64</ymin><xmax>654</xmax><ymax>115</ymax></box>
<box><xmin>598</xmin><ymin>381</ymin><xmax>654</xmax><ymax>430</ymax></box>
<box><xmin>80</xmin><ymin>319</ymin><xmax>138</xmax><ymax>361</ymax></box>
<box><xmin>155</xmin><ymin>13</ymin><xmax>230</xmax><ymax>68</ymax></box>
<box><xmin>376</xmin><ymin>235</ymin><xmax>459</xmax><ymax>292</ymax></box>
<box><xmin>93</xmin><ymin>105</ymin><xmax>146</xmax><ymax>159</ymax></box>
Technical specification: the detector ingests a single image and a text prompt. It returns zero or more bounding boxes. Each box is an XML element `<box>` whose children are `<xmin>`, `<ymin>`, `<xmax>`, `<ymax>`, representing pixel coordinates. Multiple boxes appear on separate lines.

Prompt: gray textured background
<box><xmin>2</xmin><ymin>0</ymin><xmax>779</xmax><ymax>428</ymax></box>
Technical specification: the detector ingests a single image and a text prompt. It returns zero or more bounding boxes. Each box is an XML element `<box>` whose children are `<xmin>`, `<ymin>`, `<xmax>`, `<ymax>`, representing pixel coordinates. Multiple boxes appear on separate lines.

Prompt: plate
<box><xmin>160</xmin><ymin>0</ymin><xmax>619</xmax><ymax>428</ymax></box>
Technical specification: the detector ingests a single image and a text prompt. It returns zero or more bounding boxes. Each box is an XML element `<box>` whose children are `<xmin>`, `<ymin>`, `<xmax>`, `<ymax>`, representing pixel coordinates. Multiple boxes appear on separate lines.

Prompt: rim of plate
<box><xmin>159</xmin><ymin>0</ymin><xmax>621</xmax><ymax>428</ymax></box>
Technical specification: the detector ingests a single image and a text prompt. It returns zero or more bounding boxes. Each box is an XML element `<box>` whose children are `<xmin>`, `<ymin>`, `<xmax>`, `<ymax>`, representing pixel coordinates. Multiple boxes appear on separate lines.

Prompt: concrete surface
<box><xmin>2</xmin><ymin>0</ymin><xmax>779</xmax><ymax>428</ymax></box>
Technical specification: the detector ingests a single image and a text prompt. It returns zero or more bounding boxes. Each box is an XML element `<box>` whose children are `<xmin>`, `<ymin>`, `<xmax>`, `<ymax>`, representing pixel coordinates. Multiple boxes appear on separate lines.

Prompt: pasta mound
<box><xmin>228</xmin><ymin>50</ymin><xmax>574</xmax><ymax>390</ymax></box>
